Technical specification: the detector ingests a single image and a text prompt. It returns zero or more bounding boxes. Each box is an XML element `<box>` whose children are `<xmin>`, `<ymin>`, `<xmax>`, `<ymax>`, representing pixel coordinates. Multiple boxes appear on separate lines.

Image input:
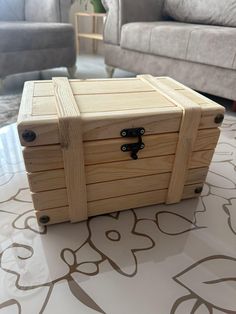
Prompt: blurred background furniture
<box><xmin>75</xmin><ymin>12</ymin><xmax>106</xmax><ymax>54</ymax></box>
<box><xmin>102</xmin><ymin>0</ymin><xmax>236</xmax><ymax>109</ymax></box>
<box><xmin>0</xmin><ymin>0</ymin><xmax>76</xmax><ymax>85</ymax></box>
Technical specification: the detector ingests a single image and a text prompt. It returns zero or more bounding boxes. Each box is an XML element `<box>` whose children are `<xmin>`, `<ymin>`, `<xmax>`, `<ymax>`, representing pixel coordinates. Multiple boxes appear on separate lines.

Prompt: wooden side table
<box><xmin>75</xmin><ymin>12</ymin><xmax>106</xmax><ymax>54</ymax></box>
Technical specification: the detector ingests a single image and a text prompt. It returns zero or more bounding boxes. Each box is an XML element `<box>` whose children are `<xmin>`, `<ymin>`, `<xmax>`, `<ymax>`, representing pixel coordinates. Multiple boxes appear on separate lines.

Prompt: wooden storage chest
<box><xmin>18</xmin><ymin>75</ymin><xmax>225</xmax><ymax>225</ymax></box>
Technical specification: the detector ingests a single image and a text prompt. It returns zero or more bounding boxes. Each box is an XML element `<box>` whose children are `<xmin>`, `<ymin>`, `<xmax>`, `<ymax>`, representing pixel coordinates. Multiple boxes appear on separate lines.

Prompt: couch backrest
<box><xmin>164</xmin><ymin>0</ymin><xmax>236</xmax><ymax>27</ymax></box>
<box><xmin>0</xmin><ymin>0</ymin><xmax>25</xmax><ymax>21</ymax></box>
<box><xmin>25</xmin><ymin>0</ymin><xmax>60</xmax><ymax>22</ymax></box>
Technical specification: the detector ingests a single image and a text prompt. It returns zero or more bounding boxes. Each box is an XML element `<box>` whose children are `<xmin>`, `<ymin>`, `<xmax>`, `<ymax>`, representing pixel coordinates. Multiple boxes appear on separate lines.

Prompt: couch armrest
<box><xmin>25</xmin><ymin>0</ymin><xmax>73</xmax><ymax>23</ymax></box>
<box><xmin>102</xmin><ymin>0</ymin><xmax>165</xmax><ymax>45</ymax></box>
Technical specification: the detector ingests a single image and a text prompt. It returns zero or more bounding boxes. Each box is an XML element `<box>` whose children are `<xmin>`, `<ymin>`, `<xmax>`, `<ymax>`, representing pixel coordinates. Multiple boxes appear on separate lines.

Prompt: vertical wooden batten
<box><xmin>52</xmin><ymin>77</ymin><xmax>88</xmax><ymax>222</ymax></box>
<box><xmin>138</xmin><ymin>75</ymin><xmax>202</xmax><ymax>204</ymax></box>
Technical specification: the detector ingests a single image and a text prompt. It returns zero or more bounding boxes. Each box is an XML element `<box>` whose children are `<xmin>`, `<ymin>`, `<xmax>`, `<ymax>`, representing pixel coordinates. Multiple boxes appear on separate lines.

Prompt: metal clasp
<box><xmin>120</xmin><ymin>127</ymin><xmax>145</xmax><ymax>160</ymax></box>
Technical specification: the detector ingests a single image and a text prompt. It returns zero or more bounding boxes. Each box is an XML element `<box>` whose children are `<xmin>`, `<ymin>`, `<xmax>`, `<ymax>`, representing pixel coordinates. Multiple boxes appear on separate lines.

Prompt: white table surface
<box><xmin>0</xmin><ymin>116</ymin><xmax>236</xmax><ymax>314</ymax></box>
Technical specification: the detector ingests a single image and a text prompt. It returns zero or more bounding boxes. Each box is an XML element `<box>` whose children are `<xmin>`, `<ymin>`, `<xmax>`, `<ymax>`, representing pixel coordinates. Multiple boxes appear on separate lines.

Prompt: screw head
<box><xmin>140</xmin><ymin>143</ymin><xmax>145</xmax><ymax>149</ymax></box>
<box><xmin>39</xmin><ymin>215</ymin><xmax>50</xmax><ymax>225</ymax></box>
<box><xmin>139</xmin><ymin>128</ymin><xmax>145</xmax><ymax>135</ymax></box>
<box><xmin>22</xmin><ymin>130</ymin><xmax>36</xmax><ymax>142</ymax></box>
<box><xmin>121</xmin><ymin>130</ymin><xmax>127</xmax><ymax>137</ymax></box>
<box><xmin>195</xmin><ymin>186</ymin><xmax>203</xmax><ymax>194</ymax></box>
<box><xmin>214</xmin><ymin>114</ymin><xmax>224</xmax><ymax>124</ymax></box>
<box><xmin>121</xmin><ymin>145</ymin><xmax>127</xmax><ymax>152</ymax></box>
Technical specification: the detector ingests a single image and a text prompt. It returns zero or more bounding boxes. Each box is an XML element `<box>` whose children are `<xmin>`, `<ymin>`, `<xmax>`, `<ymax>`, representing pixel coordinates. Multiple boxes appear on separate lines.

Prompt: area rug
<box><xmin>0</xmin><ymin>94</ymin><xmax>21</xmax><ymax>127</ymax></box>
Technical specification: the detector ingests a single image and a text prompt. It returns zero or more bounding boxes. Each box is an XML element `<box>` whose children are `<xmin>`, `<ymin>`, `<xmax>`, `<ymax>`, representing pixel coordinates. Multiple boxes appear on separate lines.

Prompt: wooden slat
<box><xmin>28</xmin><ymin>169</ymin><xmax>65</xmax><ymax>193</ymax></box>
<box><xmin>85</xmin><ymin>132</ymin><xmax>178</xmax><ymax>165</ymax></box>
<box><xmin>36</xmin><ymin>207</ymin><xmax>69</xmax><ymax>225</ymax></box>
<box><xmin>19</xmin><ymin>77</ymin><xmax>224</xmax><ymax>147</ymax></box>
<box><xmin>87</xmin><ymin>167</ymin><xmax>208</xmax><ymax>201</ymax></box>
<box><xmin>75</xmin><ymin>91</ymin><xmax>175</xmax><ymax>113</ymax></box>
<box><xmin>23</xmin><ymin>127</ymin><xmax>218</xmax><ymax>173</ymax></box>
<box><xmin>195</xmin><ymin>128</ymin><xmax>220</xmax><ymax>151</ymax></box>
<box><xmin>32</xmin><ymin>188</ymin><xmax>68</xmax><ymax>210</ymax></box>
<box><xmin>70</xmin><ymin>79</ymin><xmax>154</xmax><ymax>95</ymax></box>
<box><xmin>53</xmin><ymin>77</ymin><xmax>87</xmax><ymax>222</ymax></box>
<box><xmin>23</xmin><ymin>145</ymin><xmax>63</xmax><ymax>172</ymax></box>
<box><xmin>32</xmin><ymin>166</ymin><xmax>208</xmax><ymax>211</ymax></box>
<box><xmin>84</xmin><ymin>128</ymin><xmax>219</xmax><ymax>165</ymax></box>
<box><xmin>28</xmin><ymin>159</ymin><xmax>208</xmax><ymax>194</ymax></box>
<box><xmin>138</xmin><ymin>75</ymin><xmax>202</xmax><ymax>204</ymax></box>
<box><xmin>86</xmin><ymin>155</ymin><xmax>174</xmax><ymax>184</ymax></box>
<box><xmin>88</xmin><ymin>183</ymin><xmax>203</xmax><ymax>216</ymax></box>
<box><xmin>189</xmin><ymin>150</ymin><xmax>214</xmax><ymax>169</ymax></box>
<box><xmin>33</xmin><ymin>81</ymin><xmax>53</xmax><ymax>97</ymax></box>
<box><xmin>35</xmin><ymin>183</ymin><xmax>204</xmax><ymax>224</ymax></box>
<box><xmin>82</xmin><ymin>107</ymin><xmax>182</xmax><ymax>141</ymax></box>
<box><xmin>86</xmin><ymin>149</ymin><xmax>213</xmax><ymax>184</ymax></box>
<box><xmin>32</xmin><ymin>96</ymin><xmax>57</xmax><ymax>116</ymax></box>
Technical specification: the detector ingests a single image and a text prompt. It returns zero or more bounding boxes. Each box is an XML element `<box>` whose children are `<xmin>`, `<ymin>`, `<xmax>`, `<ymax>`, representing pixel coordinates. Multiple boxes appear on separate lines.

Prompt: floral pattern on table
<box><xmin>0</xmin><ymin>113</ymin><xmax>235</xmax><ymax>314</ymax></box>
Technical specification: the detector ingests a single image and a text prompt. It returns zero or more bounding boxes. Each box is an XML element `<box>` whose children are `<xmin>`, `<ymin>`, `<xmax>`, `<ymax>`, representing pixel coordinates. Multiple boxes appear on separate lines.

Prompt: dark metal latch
<box><xmin>120</xmin><ymin>127</ymin><xmax>145</xmax><ymax>160</ymax></box>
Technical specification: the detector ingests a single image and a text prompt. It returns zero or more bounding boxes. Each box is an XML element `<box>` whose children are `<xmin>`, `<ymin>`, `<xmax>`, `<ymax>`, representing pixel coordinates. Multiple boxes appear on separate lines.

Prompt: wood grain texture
<box><xmin>53</xmin><ymin>77</ymin><xmax>87</xmax><ymax>222</ymax></box>
<box><xmin>34</xmin><ymin>181</ymin><xmax>204</xmax><ymax>219</ymax></box>
<box><xmin>88</xmin><ymin>183</ymin><xmax>203</xmax><ymax>216</ymax></box>
<box><xmin>23</xmin><ymin>128</ymin><xmax>219</xmax><ymax>173</ymax></box>
<box><xmin>138</xmin><ymin>75</ymin><xmax>202</xmax><ymax>204</ymax></box>
<box><xmin>36</xmin><ymin>207</ymin><xmax>69</xmax><ymax>225</ymax></box>
<box><xmin>28</xmin><ymin>169</ymin><xmax>65</xmax><ymax>193</ymax></box>
<box><xmin>32</xmin><ymin>188</ymin><xmax>68</xmax><ymax>210</ymax></box>
<box><xmin>18</xmin><ymin>76</ymin><xmax>224</xmax><ymax>147</ymax></box>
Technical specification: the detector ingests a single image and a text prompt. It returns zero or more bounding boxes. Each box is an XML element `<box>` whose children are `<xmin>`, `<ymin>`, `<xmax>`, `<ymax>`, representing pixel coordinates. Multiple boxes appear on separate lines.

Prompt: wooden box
<box><xmin>17</xmin><ymin>75</ymin><xmax>225</xmax><ymax>225</ymax></box>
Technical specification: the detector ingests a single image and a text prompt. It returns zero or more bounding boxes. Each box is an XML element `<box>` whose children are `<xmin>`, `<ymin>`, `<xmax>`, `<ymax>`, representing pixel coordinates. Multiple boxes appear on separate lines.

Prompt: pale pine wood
<box><xmin>36</xmin><ymin>207</ymin><xmax>69</xmax><ymax>225</ymax></box>
<box><xmin>88</xmin><ymin>183</ymin><xmax>202</xmax><ymax>216</ymax></box>
<box><xmin>28</xmin><ymin>169</ymin><xmax>65</xmax><ymax>193</ymax></box>
<box><xmin>189</xmin><ymin>149</ymin><xmax>215</xmax><ymax>169</ymax></box>
<box><xmin>23</xmin><ymin>145</ymin><xmax>63</xmax><ymax>172</ymax></box>
<box><xmin>160</xmin><ymin>77</ymin><xmax>225</xmax><ymax>113</ymax></box>
<box><xmin>84</xmin><ymin>133</ymin><xmax>178</xmax><ymax>165</ymax></box>
<box><xmin>78</xmin><ymin>33</ymin><xmax>103</xmax><ymax>40</ymax></box>
<box><xmin>32</xmin><ymin>96</ymin><xmax>57</xmax><ymax>116</ymax></box>
<box><xmin>70</xmin><ymin>79</ymin><xmax>154</xmax><ymax>95</ymax></box>
<box><xmin>75</xmin><ymin>91</ymin><xmax>175</xmax><ymax>113</ymax></box>
<box><xmin>86</xmin><ymin>150</ymin><xmax>213</xmax><ymax>184</ymax></box>
<box><xmin>87</xmin><ymin>167</ymin><xmax>208</xmax><ymax>202</ymax></box>
<box><xmin>19</xmin><ymin>76</ymin><xmax>224</xmax><ymax>147</ymax></box>
<box><xmin>35</xmin><ymin>182</ymin><xmax>204</xmax><ymax>225</ymax></box>
<box><xmin>84</xmin><ymin>128</ymin><xmax>219</xmax><ymax>165</ymax></box>
<box><xmin>81</xmin><ymin>107</ymin><xmax>182</xmax><ymax>141</ymax></box>
<box><xmin>32</xmin><ymin>188</ymin><xmax>68</xmax><ymax>211</ymax></box>
<box><xmin>195</xmin><ymin>128</ymin><xmax>220</xmax><ymax>151</ymax></box>
<box><xmin>17</xmin><ymin>81</ymin><xmax>60</xmax><ymax>147</ymax></box>
<box><xmin>86</xmin><ymin>155</ymin><xmax>174</xmax><ymax>184</ymax></box>
<box><xmin>23</xmin><ymin>127</ymin><xmax>218</xmax><ymax>173</ymax></box>
<box><xmin>138</xmin><ymin>75</ymin><xmax>202</xmax><ymax>204</ymax></box>
<box><xmin>75</xmin><ymin>12</ymin><xmax>106</xmax><ymax>17</ymax></box>
<box><xmin>53</xmin><ymin>77</ymin><xmax>87</xmax><ymax>222</ymax></box>
<box><xmin>33</xmin><ymin>81</ymin><xmax>52</xmax><ymax>96</ymax></box>
<box><xmin>28</xmin><ymin>162</ymin><xmax>208</xmax><ymax>194</ymax></box>
<box><xmin>32</xmin><ymin>167</ymin><xmax>207</xmax><ymax>210</ymax></box>
<box><xmin>75</xmin><ymin>12</ymin><xmax>105</xmax><ymax>55</ymax></box>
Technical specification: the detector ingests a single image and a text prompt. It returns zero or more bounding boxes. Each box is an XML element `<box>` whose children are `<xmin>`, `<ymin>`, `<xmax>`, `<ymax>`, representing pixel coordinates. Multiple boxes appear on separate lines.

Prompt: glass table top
<box><xmin>0</xmin><ymin>115</ymin><xmax>235</xmax><ymax>314</ymax></box>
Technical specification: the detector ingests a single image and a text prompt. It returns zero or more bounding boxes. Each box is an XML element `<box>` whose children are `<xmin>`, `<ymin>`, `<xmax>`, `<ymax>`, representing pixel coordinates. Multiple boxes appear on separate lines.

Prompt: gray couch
<box><xmin>102</xmin><ymin>0</ymin><xmax>236</xmax><ymax>104</ymax></box>
<box><xmin>0</xmin><ymin>0</ymin><xmax>76</xmax><ymax>82</ymax></box>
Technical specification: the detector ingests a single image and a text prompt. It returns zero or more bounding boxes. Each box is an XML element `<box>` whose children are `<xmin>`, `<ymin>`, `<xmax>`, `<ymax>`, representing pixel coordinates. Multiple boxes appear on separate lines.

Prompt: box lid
<box><xmin>18</xmin><ymin>75</ymin><xmax>225</xmax><ymax>147</ymax></box>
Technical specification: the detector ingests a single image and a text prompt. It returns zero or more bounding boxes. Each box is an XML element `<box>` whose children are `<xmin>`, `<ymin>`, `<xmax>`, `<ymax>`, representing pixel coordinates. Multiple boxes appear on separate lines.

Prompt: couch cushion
<box><xmin>0</xmin><ymin>22</ymin><xmax>74</xmax><ymax>53</ymax></box>
<box><xmin>121</xmin><ymin>21</ymin><xmax>236</xmax><ymax>70</ymax></box>
<box><xmin>0</xmin><ymin>0</ymin><xmax>25</xmax><ymax>21</ymax></box>
<box><xmin>164</xmin><ymin>0</ymin><xmax>236</xmax><ymax>28</ymax></box>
